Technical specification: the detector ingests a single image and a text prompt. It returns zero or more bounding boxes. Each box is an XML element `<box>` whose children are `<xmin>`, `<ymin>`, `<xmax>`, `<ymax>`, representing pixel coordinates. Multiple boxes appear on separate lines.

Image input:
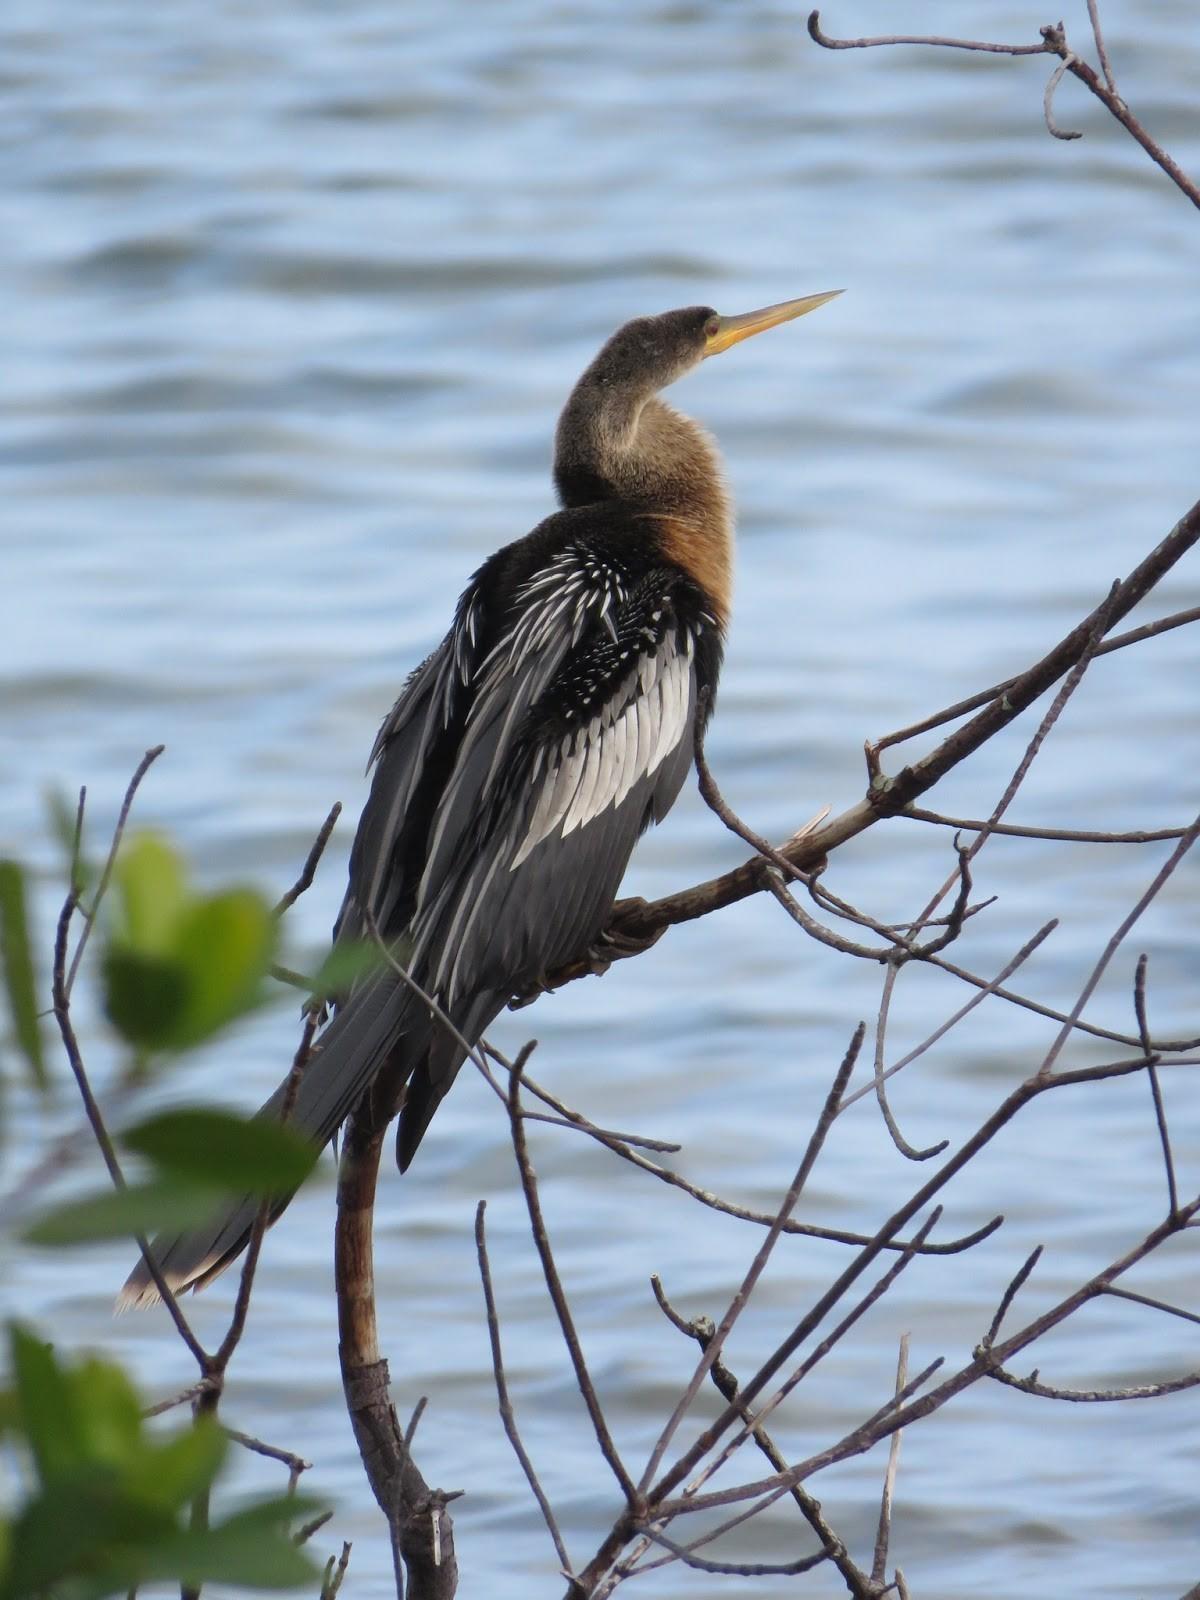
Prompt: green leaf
<box><xmin>122</xmin><ymin>1107</ymin><xmax>318</xmax><ymax>1194</ymax></box>
<box><xmin>112</xmin><ymin>833</ymin><xmax>189</xmax><ymax>954</ymax></box>
<box><xmin>0</xmin><ymin>862</ymin><xmax>46</xmax><ymax>1090</ymax></box>
<box><xmin>102</xmin><ymin>948</ymin><xmax>190</xmax><ymax>1050</ymax></box>
<box><xmin>69</xmin><ymin>1358</ymin><xmax>142</xmax><ymax>1469</ymax></box>
<box><xmin>24</xmin><ymin>1177</ymin><xmax>223</xmax><ymax>1247</ymax></box>
<box><xmin>8</xmin><ymin>1324</ymin><xmax>84</xmax><ymax>1485</ymax></box>
<box><xmin>100</xmin><ymin>835</ymin><xmax>277</xmax><ymax>1055</ymax></box>
<box><xmin>125</xmin><ymin>1416</ymin><xmax>227</xmax><ymax>1511</ymax></box>
<box><xmin>168</xmin><ymin>890</ymin><xmax>276</xmax><ymax>1046</ymax></box>
<box><xmin>155</xmin><ymin>1496</ymin><xmax>322</xmax><ymax>1590</ymax></box>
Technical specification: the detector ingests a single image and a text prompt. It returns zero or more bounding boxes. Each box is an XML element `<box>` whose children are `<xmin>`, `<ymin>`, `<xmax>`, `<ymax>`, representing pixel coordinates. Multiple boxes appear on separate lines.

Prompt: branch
<box><xmin>475</xmin><ymin>1201</ymin><xmax>573</xmax><ymax>1576</ymax></box>
<box><xmin>335</xmin><ymin>1109</ymin><xmax>460</xmax><ymax>1598</ymax></box>
<box><xmin>546</xmin><ymin>498</ymin><xmax>1200</xmax><ymax>989</ymax></box>
<box><xmin>806</xmin><ymin>10</ymin><xmax>1200</xmax><ymax>210</ymax></box>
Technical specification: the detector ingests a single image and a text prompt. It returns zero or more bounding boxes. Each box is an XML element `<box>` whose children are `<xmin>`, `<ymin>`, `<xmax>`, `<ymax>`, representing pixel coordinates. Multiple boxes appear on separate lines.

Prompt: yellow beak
<box><xmin>704</xmin><ymin>290</ymin><xmax>843</xmax><ymax>357</ymax></box>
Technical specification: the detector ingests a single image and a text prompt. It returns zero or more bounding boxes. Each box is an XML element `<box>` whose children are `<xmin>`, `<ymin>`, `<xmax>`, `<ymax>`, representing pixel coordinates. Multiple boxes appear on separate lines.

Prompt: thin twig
<box><xmin>1037</xmin><ymin>814</ymin><xmax>1200</xmax><ymax>1079</ymax></box>
<box><xmin>224</xmin><ymin>1428</ymin><xmax>312</xmax><ymax>1488</ymax></box>
<box><xmin>64</xmin><ymin>745</ymin><xmax>164</xmax><ymax>998</ymax></box>
<box><xmin>872</xmin><ymin>960</ymin><xmax>947</xmax><ymax>1162</ymax></box>
<box><xmin>871</xmin><ymin>1334</ymin><xmax>910</xmax><ymax>1587</ymax></box>
<box><xmin>272</xmin><ymin>803</ymin><xmax>342</xmax><ymax>918</ymax></box>
<box><xmin>1102</xmin><ymin>1284</ymin><xmax>1200</xmax><ymax>1330</ymax></box>
<box><xmin>639</xmin><ymin>1025</ymin><xmax>864</xmax><ymax>1493</ymax></box>
<box><xmin>980</xmin><ymin>1247</ymin><xmax>1044</xmax><ymax>1350</ymax></box>
<box><xmin>875</xmin><ymin>602</ymin><xmax>1200</xmax><ymax>754</ymax></box>
<box><xmin>1135</xmin><ymin>953</ymin><xmax>1179</xmax><ymax>1219</ymax></box>
<box><xmin>506</xmin><ymin>1048</ymin><xmax>638</xmax><ymax>1505</ymax></box>
<box><xmin>986</xmin><ymin>1366</ymin><xmax>1200</xmax><ymax>1403</ymax></box>
<box><xmin>1043</xmin><ymin>54</ymin><xmax>1082</xmax><ymax>140</ymax></box>
<box><xmin>839</xmin><ymin>920</ymin><xmax>1058</xmax><ymax>1114</ymax></box>
<box><xmin>901</xmin><ymin>808</ymin><xmax>1189</xmax><ymax>845</ymax></box>
<box><xmin>475</xmin><ymin>1200</ymin><xmax>573</xmax><ymax>1574</ymax></box>
<box><xmin>1086</xmin><ymin>0</ymin><xmax>1118</xmax><ymax>94</ymax></box>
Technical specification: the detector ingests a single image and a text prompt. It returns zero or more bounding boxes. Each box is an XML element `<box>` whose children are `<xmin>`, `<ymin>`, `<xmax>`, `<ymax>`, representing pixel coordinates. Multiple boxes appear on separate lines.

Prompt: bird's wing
<box><xmin>392</xmin><ymin>555</ymin><xmax>713</xmax><ymax>1164</ymax></box>
<box><xmin>333</xmin><ymin>581</ymin><xmax>488</xmax><ymax>951</ymax></box>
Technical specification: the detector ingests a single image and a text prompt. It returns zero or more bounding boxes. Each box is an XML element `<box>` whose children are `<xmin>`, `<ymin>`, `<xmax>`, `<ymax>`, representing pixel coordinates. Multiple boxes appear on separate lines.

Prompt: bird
<box><xmin>120</xmin><ymin>290</ymin><xmax>840</xmax><ymax>1308</ymax></box>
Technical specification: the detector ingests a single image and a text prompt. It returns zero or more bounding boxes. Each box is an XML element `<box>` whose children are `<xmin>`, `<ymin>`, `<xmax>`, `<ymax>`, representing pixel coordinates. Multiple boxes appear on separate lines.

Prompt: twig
<box><xmin>224</xmin><ymin>1428</ymin><xmax>312</xmax><ymax>1489</ymax></box>
<box><xmin>1135</xmin><ymin>954</ymin><xmax>1179</xmax><ymax>1219</ymax></box>
<box><xmin>871</xmin><ymin>1334</ymin><xmax>910</xmax><ymax>1587</ymax></box>
<box><xmin>655</xmin><ymin>1188</ymin><xmax>1200</xmax><ymax>1521</ymax></box>
<box><xmin>807</xmin><ymin>12</ymin><xmax>1048</xmax><ymax>55</ymax></box>
<box><xmin>295</xmin><ymin>1510</ymin><xmax>334</xmax><ymax>1547</ymax></box>
<box><xmin>64</xmin><ymin>745</ymin><xmax>164</xmax><ymax>998</ymax></box>
<box><xmin>1086</xmin><ymin>0</ymin><xmax>1118</xmax><ymax>94</ymax></box>
<box><xmin>1043</xmin><ymin>53</ymin><xmax>1082</xmax><ymax>140</ymax></box>
<box><xmin>637</xmin><ymin>1528</ymin><xmax>826</xmax><ymax>1577</ymax></box>
<box><xmin>987</xmin><ymin>1365</ymin><xmax>1200</xmax><ymax>1402</ymax></box>
<box><xmin>911</xmin><ymin>583</ymin><xmax>1119</xmax><ymax>934</ymax></box>
<box><xmin>873</xmin><ymin>961</ymin><xmax>947</xmax><ymax>1161</ymax></box>
<box><xmin>211</xmin><ymin>1012</ymin><xmax>319</xmax><ymax>1374</ymax></box>
<box><xmin>559</xmin><ymin>498</ymin><xmax>1200</xmax><ymax>989</ymax></box>
<box><xmin>318</xmin><ymin>1542</ymin><xmax>352</xmax><ymax>1599</ymax></box>
<box><xmin>1102</xmin><ymin>1284</ymin><xmax>1200</xmax><ymax>1329</ymax></box>
<box><xmin>506</xmin><ymin>1048</ymin><xmax>638</xmax><ymax>1506</ymax></box>
<box><xmin>142</xmin><ymin>1379</ymin><xmax>216</xmax><ymax>1419</ymax></box>
<box><xmin>806</xmin><ymin>11</ymin><xmax>1200</xmax><ymax>209</ymax></box>
<box><xmin>878</xmin><ymin>604</ymin><xmax>1200</xmax><ymax>756</ymax></box>
<box><xmin>1037</xmin><ymin>813</ymin><xmax>1200</xmax><ymax>1079</ymax></box>
<box><xmin>639</xmin><ymin>1025</ymin><xmax>864</xmax><ymax>1493</ymax></box>
<box><xmin>648</xmin><ymin>1275</ymin><xmax>872</xmax><ymax>1595</ymax></box>
<box><xmin>839</xmin><ymin>921</ymin><xmax>1058</xmax><ymax>1114</ymax></box>
<box><xmin>901</xmin><ymin>808</ymin><xmax>1190</xmax><ymax>845</ymax></box>
<box><xmin>475</xmin><ymin>1200</ymin><xmax>572</xmax><ymax>1574</ymax></box>
<box><xmin>980</xmin><ymin>1247</ymin><xmax>1044</xmax><ymax>1351</ymax></box>
<box><xmin>273</xmin><ymin>802</ymin><xmax>342</xmax><ymax>918</ymax></box>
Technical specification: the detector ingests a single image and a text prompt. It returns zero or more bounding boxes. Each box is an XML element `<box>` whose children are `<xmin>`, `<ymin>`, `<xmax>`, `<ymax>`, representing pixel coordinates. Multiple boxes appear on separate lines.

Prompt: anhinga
<box><xmin>121</xmin><ymin>290</ymin><xmax>840</xmax><ymax>1307</ymax></box>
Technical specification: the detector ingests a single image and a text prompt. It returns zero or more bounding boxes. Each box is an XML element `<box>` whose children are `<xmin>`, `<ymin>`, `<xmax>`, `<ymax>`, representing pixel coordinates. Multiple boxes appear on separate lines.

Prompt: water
<box><xmin>3</xmin><ymin>2</ymin><xmax>1199</xmax><ymax>1594</ymax></box>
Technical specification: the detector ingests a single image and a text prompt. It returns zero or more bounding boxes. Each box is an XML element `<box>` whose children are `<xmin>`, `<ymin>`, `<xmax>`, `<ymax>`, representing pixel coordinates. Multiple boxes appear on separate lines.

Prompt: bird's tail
<box><xmin>117</xmin><ymin>973</ymin><xmax>424</xmax><ymax>1310</ymax></box>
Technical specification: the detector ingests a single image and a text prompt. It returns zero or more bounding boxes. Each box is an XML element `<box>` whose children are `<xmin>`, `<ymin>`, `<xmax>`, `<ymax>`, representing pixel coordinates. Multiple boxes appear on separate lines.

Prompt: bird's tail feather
<box><xmin>117</xmin><ymin>973</ymin><xmax>422</xmax><ymax>1310</ymax></box>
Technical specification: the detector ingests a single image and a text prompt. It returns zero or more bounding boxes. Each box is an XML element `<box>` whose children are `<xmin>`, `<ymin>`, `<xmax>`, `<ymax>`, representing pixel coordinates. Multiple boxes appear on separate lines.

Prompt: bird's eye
<box><xmin>704</xmin><ymin>315</ymin><xmax>720</xmax><ymax>338</ymax></box>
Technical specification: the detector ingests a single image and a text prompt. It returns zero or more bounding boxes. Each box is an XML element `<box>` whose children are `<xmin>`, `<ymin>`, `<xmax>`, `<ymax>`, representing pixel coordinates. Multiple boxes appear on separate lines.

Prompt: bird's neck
<box><xmin>554</xmin><ymin>389</ymin><xmax>733</xmax><ymax>630</ymax></box>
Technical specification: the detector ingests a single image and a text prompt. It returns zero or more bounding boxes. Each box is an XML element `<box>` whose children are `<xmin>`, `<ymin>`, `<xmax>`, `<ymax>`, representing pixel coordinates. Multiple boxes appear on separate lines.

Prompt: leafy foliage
<box><xmin>0</xmin><ymin>860</ymin><xmax>46</xmax><ymax>1091</ymax></box>
<box><xmin>0</xmin><ymin>1325</ymin><xmax>319</xmax><ymax>1599</ymax></box>
<box><xmin>101</xmin><ymin>833</ymin><xmax>277</xmax><ymax>1054</ymax></box>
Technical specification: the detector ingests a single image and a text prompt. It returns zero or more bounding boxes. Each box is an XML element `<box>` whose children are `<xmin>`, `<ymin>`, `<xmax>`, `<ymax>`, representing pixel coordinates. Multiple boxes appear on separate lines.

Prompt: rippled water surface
<box><xmin>4</xmin><ymin>3</ymin><xmax>1200</xmax><ymax>1595</ymax></box>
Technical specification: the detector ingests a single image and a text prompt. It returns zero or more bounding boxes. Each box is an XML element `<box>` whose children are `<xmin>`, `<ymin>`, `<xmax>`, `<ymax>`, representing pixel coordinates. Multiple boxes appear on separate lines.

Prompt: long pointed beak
<box><xmin>704</xmin><ymin>290</ymin><xmax>843</xmax><ymax>357</ymax></box>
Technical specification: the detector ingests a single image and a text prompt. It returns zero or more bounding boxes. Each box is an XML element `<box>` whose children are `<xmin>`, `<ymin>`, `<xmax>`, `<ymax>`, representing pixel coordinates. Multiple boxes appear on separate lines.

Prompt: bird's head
<box><xmin>587</xmin><ymin>291</ymin><xmax>843</xmax><ymax>396</ymax></box>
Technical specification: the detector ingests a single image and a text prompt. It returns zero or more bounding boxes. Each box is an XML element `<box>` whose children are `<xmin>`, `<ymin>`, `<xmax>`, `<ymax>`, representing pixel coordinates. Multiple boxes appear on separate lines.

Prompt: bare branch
<box><xmin>806</xmin><ymin>11</ymin><xmax>1200</xmax><ymax>209</ymax></box>
<box><xmin>871</xmin><ymin>1334</ymin><xmax>910</xmax><ymax>1587</ymax></box>
<box><xmin>872</xmin><ymin>961</ymin><xmax>947</xmax><ymax>1162</ymax></box>
<box><xmin>1037</xmin><ymin>814</ymin><xmax>1200</xmax><ymax>1079</ymax></box>
<box><xmin>568</xmin><ymin>498</ymin><xmax>1200</xmax><ymax>987</ymax></box>
<box><xmin>272</xmin><ymin>802</ymin><xmax>342</xmax><ymax>918</ymax></box>
<box><xmin>64</xmin><ymin>744</ymin><xmax>164</xmax><ymax>999</ymax></box>
<box><xmin>224</xmin><ymin>1427</ymin><xmax>312</xmax><ymax>1490</ymax></box>
<box><xmin>980</xmin><ymin>1246</ymin><xmax>1044</xmax><ymax>1351</ymax></box>
<box><xmin>475</xmin><ymin>1201</ymin><xmax>572</xmax><ymax>1575</ymax></box>
<box><xmin>506</xmin><ymin>1049</ymin><xmax>639</xmax><ymax>1506</ymax></box>
<box><xmin>1043</xmin><ymin>53</ymin><xmax>1082</xmax><ymax>141</ymax></box>
<box><xmin>986</xmin><ymin>1366</ymin><xmax>1200</xmax><ymax>1403</ymax></box>
<box><xmin>901</xmin><ymin>808</ymin><xmax>1190</xmax><ymax>845</ymax></box>
<box><xmin>840</xmin><ymin>921</ymin><xmax>1058</xmax><ymax>1114</ymax></box>
<box><xmin>1086</xmin><ymin>0</ymin><xmax>1118</xmax><ymax>93</ymax></box>
<box><xmin>1135</xmin><ymin>953</ymin><xmax>1179</xmax><ymax>1219</ymax></box>
<box><xmin>638</xmin><ymin>1025</ymin><xmax>864</xmax><ymax>1492</ymax></box>
<box><xmin>807</xmin><ymin>11</ymin><xmax>1049</xmax><ymax>56</ymax></box>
